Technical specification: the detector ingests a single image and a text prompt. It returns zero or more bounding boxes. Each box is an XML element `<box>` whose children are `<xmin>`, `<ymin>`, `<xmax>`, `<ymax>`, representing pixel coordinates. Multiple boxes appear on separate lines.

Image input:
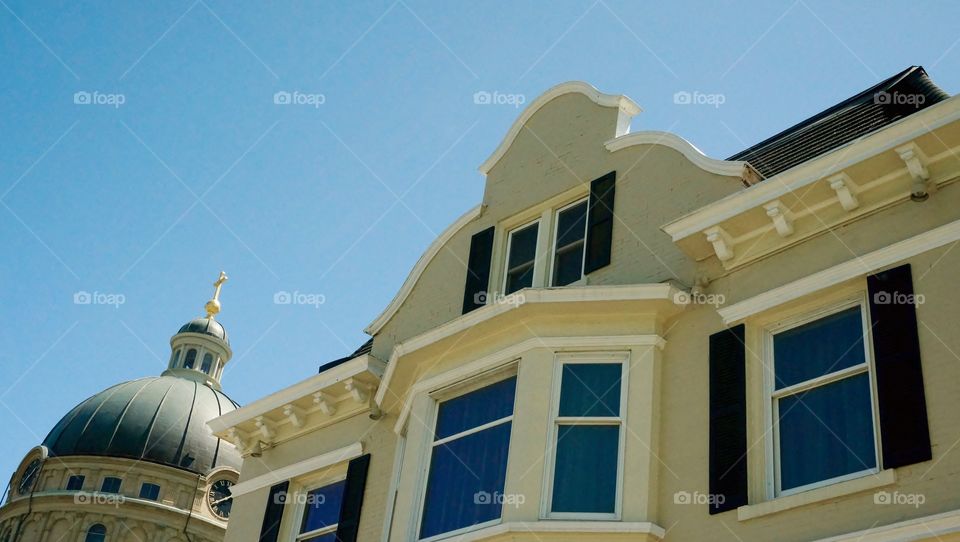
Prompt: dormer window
<box><xmin>184</xmin><ymin>349</ymin><xmax>197</xmax><ymax>369</ymax></box>
<box><xmin>201</xmin><ymin>353</ymin><xmax>214</xmax><ymax>374</ymax></box>
<box><xmin>504</xmin><ymin>221</ymin><xmax>539</xmax><ymax>295</ymax></box>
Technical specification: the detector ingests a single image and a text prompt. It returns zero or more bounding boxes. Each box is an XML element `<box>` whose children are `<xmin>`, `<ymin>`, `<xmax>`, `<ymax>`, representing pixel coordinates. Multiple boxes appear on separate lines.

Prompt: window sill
<box><xmin>737</xmin><ymin>469</ymin><xmax>896</xmax><ymax>521</ymax></box>
<box><xmin>450</xmin><ymin>521</ymin><xmax>666</xmax><ymax>541</ymax></box>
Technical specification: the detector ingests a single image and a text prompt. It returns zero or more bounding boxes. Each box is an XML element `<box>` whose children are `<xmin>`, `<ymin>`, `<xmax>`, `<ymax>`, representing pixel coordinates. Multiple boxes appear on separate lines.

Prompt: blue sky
<box><xmin>1</xmin><ymin>0</ymin><xmax>958</xmax><ymax>479</ymax></box>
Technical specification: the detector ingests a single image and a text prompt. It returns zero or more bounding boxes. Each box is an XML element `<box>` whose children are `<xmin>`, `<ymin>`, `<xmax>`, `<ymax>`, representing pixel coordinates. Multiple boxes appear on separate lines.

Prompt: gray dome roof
<box><xmin>178</xmin><ymin>317</ymin><xmax>228</xmax><ymax>343</ymax></box>
<box><xmin>42</xmin><ymin>376</ymin><xmax>241</xmax><ymax>474</ymax></box>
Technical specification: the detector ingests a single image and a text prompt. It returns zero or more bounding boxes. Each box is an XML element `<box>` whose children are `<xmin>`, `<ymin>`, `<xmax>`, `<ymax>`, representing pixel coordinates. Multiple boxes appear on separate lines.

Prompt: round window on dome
<box><xmin>184</xmin><ymin>349</ymin><xmax>197</xmax><ymax>369</ymax></box>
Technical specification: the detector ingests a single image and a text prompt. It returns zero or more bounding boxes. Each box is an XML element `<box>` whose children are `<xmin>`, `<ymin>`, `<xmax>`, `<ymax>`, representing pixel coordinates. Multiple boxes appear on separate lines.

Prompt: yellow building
<box><xmin>213</xmin><ymin>66</ymin><xmax>960</xmax><ymax>542</ymax></box>
<box><xmin>0</xmin><ymin>275</ymin><xmax>242</xmax><ymax>542</ymax></box>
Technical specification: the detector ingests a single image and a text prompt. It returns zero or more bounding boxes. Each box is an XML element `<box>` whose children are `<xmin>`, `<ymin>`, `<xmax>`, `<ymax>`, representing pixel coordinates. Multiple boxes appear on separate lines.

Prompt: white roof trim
<box><xmin>365</xmin><ymin>204</ymin><xmax>483</xmax><ymax>335</ymax></box>
<box><xmin>604</xmin><ymin>131</ymin><xmax>751</xmax><ymax>178</ymax></box>
<box><xmin>230</xmin><ymin>442</ymin><xmax>363</xmax><ymax>497</ymax></box>
<box><xmin>478</xmin><ymin>81</ymin><xmax>641</xmax><ymax>175</ymax></box>
<box><xmin>718</xmin><ymin>216</ymin><xmax>960</xmax><ymax>324</ymax></box>
<box><xmin>662</xmin><ymin>95</ymin><xmax>960</xmax><ymax>242</ymax></box>
<box><xmin>812</xmin><ymin>507</ymin><xmax>960</xmax><ymax>542</ymax></box>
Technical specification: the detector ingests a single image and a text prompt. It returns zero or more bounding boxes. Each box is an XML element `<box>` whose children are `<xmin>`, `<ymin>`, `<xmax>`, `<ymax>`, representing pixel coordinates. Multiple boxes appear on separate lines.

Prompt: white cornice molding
<box><xmin>207</xmin><ymin>354</ymin><xmax>385</xmax><ymax>434</ymax></box>
<box><xmin>661</xmin><ymin>95</ymin><xmax>960</xmax><ymax>242</ymax></box>
<box><xmin>450</xmin><ymin>520</ymin><xmax>665</xmax><ymax>541</ymax></box>
<box><xmin>374</xmin><ymin>283</ymin><xmax>683</xmax><ymax>406</ymax></box>
<box><xmin>230</xmin><ymin>442</ymin><xmax>363</xmax><ymax>497</ymax></box>
<box><xmin>812</xmin><ymin>507</ymin><xmax>960</xmax><ymax>542</ymax></box>
<box><xmin>604</xmin><ymin>131</ymin><xmax>755</xmax><ymax>180</ymax></box>
<box><xmin>478</xmin><ymin>81</ymin><xmax>641</xmax><ymax>175</ymax></box>
<box><xmin>365</xmin><ymin>204</ymin><xmax>482</xmax><ymax>335</ymax></box>
<box><xmin>718</xmin><ymin>217</ymin><xmax>960</xmax><ymax>324</ymax></box>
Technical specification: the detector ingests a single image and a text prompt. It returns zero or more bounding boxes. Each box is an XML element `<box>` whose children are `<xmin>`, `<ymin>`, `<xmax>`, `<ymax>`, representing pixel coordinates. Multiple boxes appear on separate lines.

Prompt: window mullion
<box><xmin>771</xmin><ymin>363</ymin><xmax>868</xmax><ymax>399</ymax></box>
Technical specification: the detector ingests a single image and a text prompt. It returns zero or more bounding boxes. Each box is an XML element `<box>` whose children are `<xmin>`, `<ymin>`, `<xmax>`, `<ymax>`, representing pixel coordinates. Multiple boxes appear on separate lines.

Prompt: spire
<box><xmin>205</xmin><ymin>271</ymin><xmax>228</xmax><ymax>319</ymax></box>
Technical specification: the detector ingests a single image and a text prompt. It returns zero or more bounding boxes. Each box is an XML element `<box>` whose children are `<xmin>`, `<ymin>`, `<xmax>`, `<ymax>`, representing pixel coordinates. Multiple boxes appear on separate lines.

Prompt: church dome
<box><xmin>178</xmin><ymin>317</ymin><xmax>229</xmax><ymax>343</ymax></box>
<box><xmin>42</xmin><ymin>376</ymin><xmax>242</xmax><ymax>474</ymax></box>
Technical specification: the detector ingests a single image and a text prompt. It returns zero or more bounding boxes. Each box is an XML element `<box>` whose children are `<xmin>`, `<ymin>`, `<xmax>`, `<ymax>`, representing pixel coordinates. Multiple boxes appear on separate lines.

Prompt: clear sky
<box><xmin>1</xmin><ymin>0</ymin><xmax>958</xmax><ymax>480</ymax></box>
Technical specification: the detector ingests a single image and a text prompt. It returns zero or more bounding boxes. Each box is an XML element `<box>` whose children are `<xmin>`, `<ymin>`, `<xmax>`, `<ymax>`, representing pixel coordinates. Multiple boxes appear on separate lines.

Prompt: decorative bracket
<box><xmin>896</xmin><ymin>143</ymin><xmax>934</xmax><ymax>198</ymax></box>
<box><xmin>763</xmin><ymin>200</ymin><xmax>794</xmax><ymax>237</ymax></box>
<box><xmin>282</xmin><ymin>404</ymin><xmax>306</xmax><ymax>429</ymax></box>
<box><xmin>704</xmin><ymin>226</ymin><xmax>734</xmax><ymax>262</ymax></box>
<box><xmin>827</xmin><ymin>173</ymin><xmax>860</xmax><ymax>211</ymax></box>
<box><xmin>227</xmin><ymin>427</ymin><xmax>250</xmax><ymax>453</ymax></box>
<box><xmin>312</xmin><ymin>392</ymin><xmax>337</xmax><ymax>416</ymax></box>
<box><xmin>254</xmin><ymin>416</ymin><xmax>276</xmax><ymax>441</ymax></box>
<box><xmin>345</xmin><ymin>379</ymin><xmax>370</xmax><ymax>404</ymax></box>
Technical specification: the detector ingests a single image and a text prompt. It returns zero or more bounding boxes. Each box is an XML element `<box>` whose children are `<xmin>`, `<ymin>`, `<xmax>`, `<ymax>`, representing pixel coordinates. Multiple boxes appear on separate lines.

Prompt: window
<box><xmin>66</xmin><ymin>475</ymin><xmax>85</xmax><ymax>491</ymax></box>
<box><xmin>551</xmin><ymin>199</ymin><xmax>588</xmax><ymax>286</ymax></box>
<box><xmin>184</xmin><ymin>349</ymin><xmax>197</xmax><ymax>369</ymax></box>
<box><xmin>100</xmin><ymin>477</ymin><xmax>122</xmax><ymax>494</ymax></box>
<box><xmin>170</xmin><ymin>348</ymin><xmax>181</xmax><ymax>368</ymax></box>
<box><xmin>503</xmin><ymin>222</ymin><xmax>538</xmax><ymax>295</ymax></box>
<box><xmin>296</xmin><ymin>479</ymin><xmax>346</xmax><ymax>542</ymax></box>
<box><xmin>769</xmin><ymin>302</ymin><xmax>878</xmax><ymax>496</ymax></box>
<box><xmin>84</xmin><ymin>524</ymin><xmax>106</xmax><ymax>542</ymax></box>
<box><xmin>201</xmin><ymin>353</ymin><xmax>214</xmax><ymax>374</ymax></box>
<box><xmin>139</xmin><ymin>482</ymin><xmax>160</xmax><ymax>501</ymax></box>
<box><xmin>419</xmin><ymin>376</ymin><xmax>518</xmax><ymax>540</ymax></box>
<box><xmin>547</xmin><ymin>356</ymin><xmax>625</xmax><ymax>517</ymax></box>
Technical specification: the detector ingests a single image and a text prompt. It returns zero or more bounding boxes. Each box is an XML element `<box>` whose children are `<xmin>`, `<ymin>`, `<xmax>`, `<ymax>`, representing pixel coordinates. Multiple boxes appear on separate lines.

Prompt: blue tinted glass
<box><xmin>85</xmin><ymin>525</ymin><xmax>106</xmax><ymax>542</ymax></box>
<box><xmin>551</xmin><ymin>424</ymin><xmax>619</xmax><ymax>513</ymax></box>
<box><xmin>302</xmin><ymin>534</ymin><xmax>337</xmax><ymax>542</ymax></box>
<box><xmin>506</xmin><ymin>223</ymin><xmax>538</xmax><ymax>294</ymax></box>
<box><xmin>301</xmin><ymin>480</ymin><xmax>346</xmax><ymax>534</ymax></box>
<box><xmin>100</xmin><ymin>477</ymin><xmax>121</xmax><ymax>493</ymax></box>
<box><xmin>778</xmin><ymin>373</ymin><xmax>876</xmax><ymax>491</ymax></box>
<box><xmin>435</xmin><ymin>377</ymin><xmax>517</xmax><ymax>440</ymax></box>
<box><xmin>420</xmin><ymin>422</ymin><xmax>512</xmax><ymax>539</ymax></box>
<box><xmin>66</xmin><ymin>475</ymin><xmax>85</xmax><ymax>491</ymax></box>
<box><xmin>774</xmin><ymin>307</ymin><xmax>865</xmax><ymax>389</ymax></box>
<box><xmin>139</xmin><ymin>483</ymin><xmax>160</xmax><ymax>500</ymax></box>
<box><xmin>558</xmin><ymin>364</ymin><xmax>621</xmax><ymax>417</ymax></box>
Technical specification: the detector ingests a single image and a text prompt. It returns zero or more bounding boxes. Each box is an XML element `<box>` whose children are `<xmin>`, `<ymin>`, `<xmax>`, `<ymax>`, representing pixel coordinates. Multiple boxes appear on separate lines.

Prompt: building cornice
<box><xmin>605</xmin><ymin>131</ymin><xmax>760</xmax><ymax>183</ymax></box>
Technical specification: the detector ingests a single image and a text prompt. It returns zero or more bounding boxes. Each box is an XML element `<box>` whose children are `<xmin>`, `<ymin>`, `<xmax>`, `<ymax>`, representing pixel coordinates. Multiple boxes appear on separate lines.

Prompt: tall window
<box><xmin>547</xmin><ymin>357</ymin><xmax>625</xmax><ymax>517</ymax></box>
<box><xmin>201</xmin><ymin>353</ymin><xmax>214</xmax><ymax>374</ymax></box>
<box><xmin>504</xmin><ymin>222</ymin><xmax>538</xmax><ymax>295</ymax></box>
<box><xmin>419</xmin><ymin>376</ymin><xmax>517</xmax><ymax>540</ymax></box>
<box><xmin>100</xmin><ymin>477</ymin><xmax>122</xmax><ymax>494</ymax></box>
<box><xmin>184</xmin><ymin>349</ymin><xmax>197</xmax><ymax>369</ymax></box>
<box><xmin>297</xmin><ymin>479</ymin><xmax>346</xmax><ymax>542</ymax></box>
<box><xmin>84</xmin><ymin>524</ymin><xmax>106</xmax><ymax>542</ymax></box>
<box><xmin>551</xmin><ymin>200</ymin><xmax>588</xmax><ymax>286</ymax></box>
<box><xmin>770</xmin><ymin>302</ymin><xmax>877</xmax><ymax>495</ymax></box>
<box><xmin>170</xmin><ymin>349</ymin><xmax>181</xmax><ymax>368</ymax></box>
<box><xmin>66</xmin><ymin>475</ymin><xmax>85</xmax><ymax>491</ymax></box>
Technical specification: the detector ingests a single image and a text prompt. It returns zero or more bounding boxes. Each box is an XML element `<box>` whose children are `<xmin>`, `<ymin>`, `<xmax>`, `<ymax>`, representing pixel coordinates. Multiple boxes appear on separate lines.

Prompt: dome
<box><xmin>42</xmin><ymin>376</ymin><xmax>242</xmax><ymax>474</ymax></box>
<box><xmin>178</xmin><ymin>317</ymin><xmax>229</xmax><ymax>343</ymax></box>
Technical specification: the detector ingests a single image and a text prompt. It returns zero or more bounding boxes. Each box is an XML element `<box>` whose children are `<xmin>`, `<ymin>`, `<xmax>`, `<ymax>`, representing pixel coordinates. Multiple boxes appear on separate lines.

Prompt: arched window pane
<box><xmin>201</xmin><ymin>353</ymin><xmax>213</xmax><ymax>373</ymax></box>
<box><xmin>184</xmin><ymin>349</ymin><xmax>197</xmax><ymax>369</ymax></box>
<box><xmin>85</xmin><ymin>524</ymin><xmax>106</xmax><ymax>542</ymax></box>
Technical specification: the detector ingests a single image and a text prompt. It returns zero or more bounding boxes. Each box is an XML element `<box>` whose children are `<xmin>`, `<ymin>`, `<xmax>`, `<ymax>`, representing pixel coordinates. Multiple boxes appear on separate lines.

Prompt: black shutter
<box><xmin>868</xmin><ymin>264</ymin><xmax>932</xmax><ymax>468</ymax></box>
<box><xmin>584</xmin><ymin>171</ymin><xmax>616</xmax><ymax>274</ymax></box>
<box><xmin>461</xmin><ymin>226</ymin><xmax>495</xmax><ymax>314</ymax></box>
<box><xmin>258</xmin><ymin>481</ymin><xmax>289</xmax><ymax>542</ymax></box>
<box><xmin>335</xmin><ymin>454</ymin><xmax>371</xmax><ymax>542</ymax></box>
<box><xmin>708</xmin><ymin>324</ymin><xmax>748</xmax><ymax>514</ymax></box>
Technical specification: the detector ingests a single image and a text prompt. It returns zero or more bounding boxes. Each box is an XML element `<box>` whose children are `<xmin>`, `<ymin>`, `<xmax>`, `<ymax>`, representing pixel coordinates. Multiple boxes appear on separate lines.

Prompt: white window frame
<box><xmin>291</xmin><ymin>474</ymin><xmax>348</xmax><ymax>542</ymax></box>
<box><xmin>763</xmin><ymin>296</ymin><xmax>882</xmax><ymax>499</ymax></box>
<box><xmin>548</xmin><ymin>198</ymin><xmax>589</xmax><ymax>287</ymax></box>
<box><xmin>414</xmin><ymin>365</ymin><xmax>520</xmax><ymax>542</ymax></box>
<box><xmin>502</xmin><ymin>219</ymin><xmax>541</xmax><ymax>295</ymax></box>
<box><xmin>541</xmin><ymin>352</ymin><xmax>628</xmax><ymax>520</ymax></box>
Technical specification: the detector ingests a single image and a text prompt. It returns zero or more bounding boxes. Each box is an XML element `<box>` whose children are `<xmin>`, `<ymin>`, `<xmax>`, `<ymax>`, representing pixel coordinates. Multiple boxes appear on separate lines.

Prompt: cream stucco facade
<box><xmin>215</xmin><ymin>74</ymin><xmax>960</xmax><ymax>542</ymax></box>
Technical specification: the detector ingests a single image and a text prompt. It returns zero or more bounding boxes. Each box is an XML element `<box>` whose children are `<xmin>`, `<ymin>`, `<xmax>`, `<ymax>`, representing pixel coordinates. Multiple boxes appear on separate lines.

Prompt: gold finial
<box><xmin>205</xmin><ymin>271</ymin><xmax>228</xmax><ymax>319</ymax></box>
